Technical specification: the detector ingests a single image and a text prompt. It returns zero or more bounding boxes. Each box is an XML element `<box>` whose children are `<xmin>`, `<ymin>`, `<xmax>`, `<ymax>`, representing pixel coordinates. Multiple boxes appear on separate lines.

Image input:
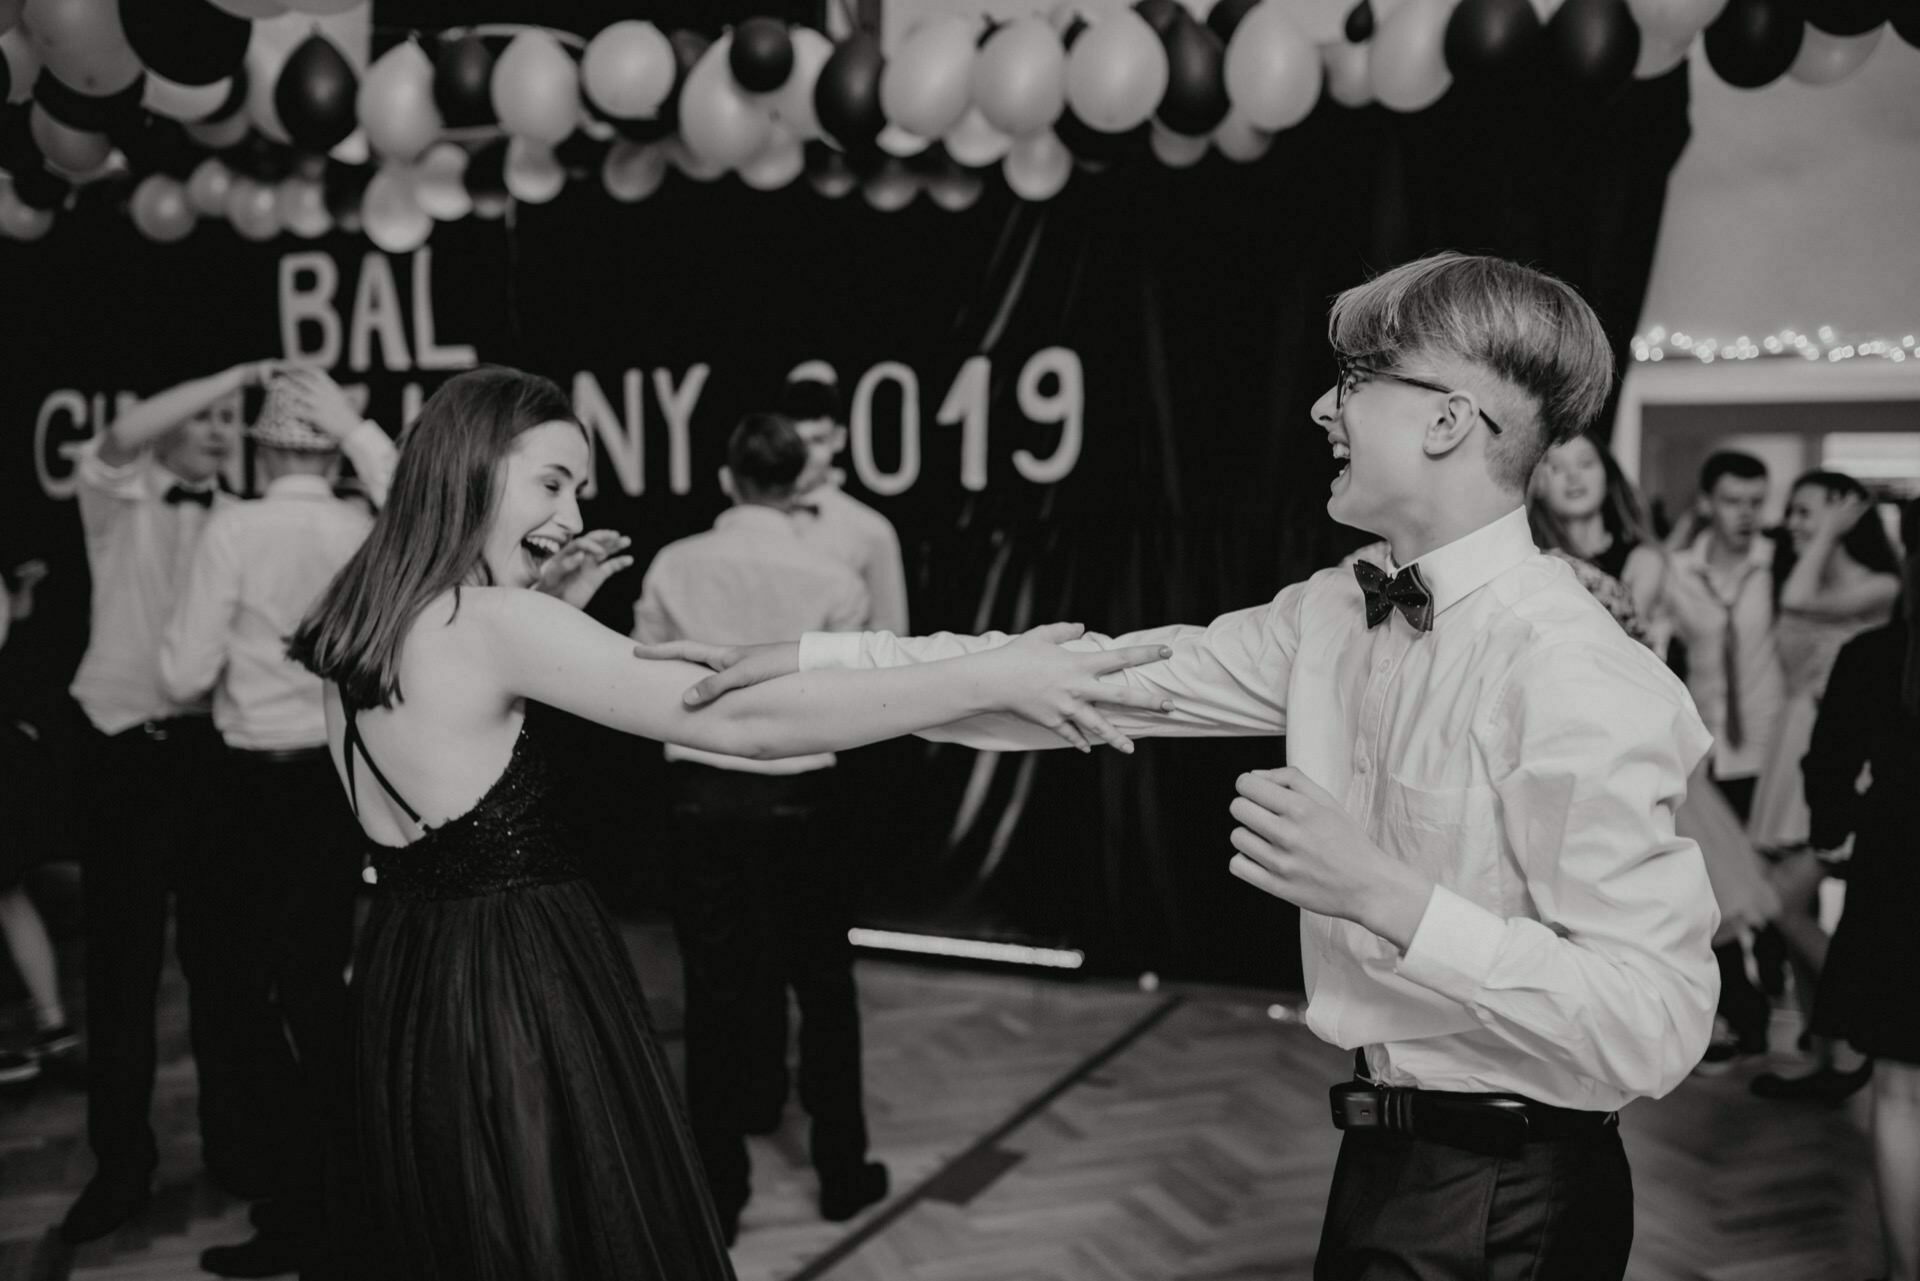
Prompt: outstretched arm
<box><xmin>100</xmin><ymin>361</ymin><xmax>275</xmax><ymax>464</ymax></box>
<box><xmin>472</xmin><ymin>588</ymin><xmax>1173</xmax><ymax>759</ymax></box>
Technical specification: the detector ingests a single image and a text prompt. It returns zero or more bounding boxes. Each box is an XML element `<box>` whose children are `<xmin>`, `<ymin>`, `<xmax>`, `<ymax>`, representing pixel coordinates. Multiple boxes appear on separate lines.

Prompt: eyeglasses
<box><xmin>1335</xmin><ymin>356</ymin><xmax>1504</xmax><ymax>436</ymax></box>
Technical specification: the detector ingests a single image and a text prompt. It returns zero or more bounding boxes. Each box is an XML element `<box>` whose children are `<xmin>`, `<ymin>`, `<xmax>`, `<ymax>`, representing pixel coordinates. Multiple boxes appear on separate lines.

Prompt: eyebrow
<box><xmin>540</xmin><ymin>463</ymin><xmax>579</xmax><ymax>482</ymax></box>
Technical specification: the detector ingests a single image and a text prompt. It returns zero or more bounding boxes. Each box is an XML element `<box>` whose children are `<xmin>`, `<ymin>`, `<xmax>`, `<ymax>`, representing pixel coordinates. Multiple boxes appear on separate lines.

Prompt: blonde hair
<box><xmin>1329</xmin><ymin>253</ymin><xmax>1614</xmax><ymax>491</ymax></box>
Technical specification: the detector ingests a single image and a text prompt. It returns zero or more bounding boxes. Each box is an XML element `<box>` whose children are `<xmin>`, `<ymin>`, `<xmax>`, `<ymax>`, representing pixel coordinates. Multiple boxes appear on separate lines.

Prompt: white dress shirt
<box><xmin>1663</xmin><ymin>534</ymin><xmax>1783</xmax><ymax>781</ymax></box>
<box><xmin>794</xmin><ymin>475</ymin><xmax>909</xmax><ymax>635</ymax></box>
<box><xmin>800</xmin><ymin>508</ymin><xmax>1720</xmax><ymax>1110</ymax></box>
<box><xmin>160</xmin><ymin>472</ymin><xmax>381</xmax><ymax>751</ymax></box>
<box><xmin>636</xmin><ymin>503</ymin><xmax>870</xmax><ymax>774</ymax></box>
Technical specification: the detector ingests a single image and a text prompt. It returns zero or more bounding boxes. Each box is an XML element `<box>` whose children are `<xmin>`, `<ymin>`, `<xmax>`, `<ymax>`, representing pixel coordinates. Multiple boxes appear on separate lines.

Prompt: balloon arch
<box><xmin>0</xmin><ymin>0</ymin><xmax>1912</xmax><ymax>245</ymax></box>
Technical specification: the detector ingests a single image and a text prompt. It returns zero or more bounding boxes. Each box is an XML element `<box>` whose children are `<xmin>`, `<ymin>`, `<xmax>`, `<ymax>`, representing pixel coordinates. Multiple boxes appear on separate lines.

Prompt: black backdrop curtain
<box><xmin>0</xmin><ymin>45</ymin><xmax>1690</xmax><ymax>986</ymax></box>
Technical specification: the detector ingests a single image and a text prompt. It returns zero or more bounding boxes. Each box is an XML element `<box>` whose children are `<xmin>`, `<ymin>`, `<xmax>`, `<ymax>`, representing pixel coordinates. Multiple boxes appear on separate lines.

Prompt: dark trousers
<box><xmin>80</xmin><ymin>716</ymin><xmax>257</xmax><ymax>1176</ymax></box>
<box><xmin>217</xmin><ymin>748</ymin><xmax>362</xmax><ymax>1246</ymax></box>
<box><xmin>667</xmin><ymin>763</ymin><xmax>870</xmax><ymax>1219</ymax></box>
<box><xmin>1709</xmin><ymin>772</ymin><xmax>1773</xmax><ymax>1042</ymax></box>
<box><xmin>1315</xmin><ymin>1128</ymin><xmax>1634</xmax><ymax>1280</ymax></box>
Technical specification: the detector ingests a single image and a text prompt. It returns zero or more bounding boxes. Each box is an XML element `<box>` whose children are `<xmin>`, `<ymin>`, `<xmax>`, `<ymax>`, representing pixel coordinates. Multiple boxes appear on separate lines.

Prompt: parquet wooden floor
<box><xmin>0</xmin><ymin>914</ymin><xmax>1884</xmax><ymax>1281</ymax></box>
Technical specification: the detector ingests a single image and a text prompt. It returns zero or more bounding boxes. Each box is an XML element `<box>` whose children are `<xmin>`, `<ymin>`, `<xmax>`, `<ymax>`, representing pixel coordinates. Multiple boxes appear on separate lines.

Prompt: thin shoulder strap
<box><xmin>342</xmin><ymin>700</ymin><xmax>423</xmax><ymax>826</ymax></box>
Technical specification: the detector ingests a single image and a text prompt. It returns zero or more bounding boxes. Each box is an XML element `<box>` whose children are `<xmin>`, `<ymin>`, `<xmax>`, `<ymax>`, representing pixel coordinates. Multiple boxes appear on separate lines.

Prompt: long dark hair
<box><xmin>1527</xmin><ymin>433</ymin><xmax>1655</xmax><ymax>558</ymax></box>
<box><xmin>288</xmin><ymin>366</ymin><xmax>580</xmax><ymax>709</ymax></box>
<box><xmin>1901</xmin><ymin>499</ymin><xmax>1919</xmax><ymax>719</ymax></box>
<box><xmin>1771</xmin><ymin>469</ymin><xmax>1901</xmax><ymax>605</ymax></box>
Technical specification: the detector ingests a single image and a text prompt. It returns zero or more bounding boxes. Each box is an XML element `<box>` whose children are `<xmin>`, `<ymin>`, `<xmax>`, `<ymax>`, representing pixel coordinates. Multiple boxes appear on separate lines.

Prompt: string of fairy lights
<box><xmin>1632</xmin><ymin>326</ymin><xmax>1917</xmax><ymax>364</ymax></box>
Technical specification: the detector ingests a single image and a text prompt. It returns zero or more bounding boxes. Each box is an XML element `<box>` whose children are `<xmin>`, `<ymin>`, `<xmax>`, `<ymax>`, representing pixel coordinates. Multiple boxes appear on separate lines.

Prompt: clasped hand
<box><xmin>634</xmin><ymin>622</ymin><xmax>1174</xmax><ymax>753</ymax></box>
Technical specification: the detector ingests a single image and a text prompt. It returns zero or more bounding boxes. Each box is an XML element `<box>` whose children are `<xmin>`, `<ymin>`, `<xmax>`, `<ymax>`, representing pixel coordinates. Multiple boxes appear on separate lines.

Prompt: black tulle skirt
<box><xmin>347</xmin><ymin>877</ymin><xmax>735</xmax><ymax>1280</ymax></box>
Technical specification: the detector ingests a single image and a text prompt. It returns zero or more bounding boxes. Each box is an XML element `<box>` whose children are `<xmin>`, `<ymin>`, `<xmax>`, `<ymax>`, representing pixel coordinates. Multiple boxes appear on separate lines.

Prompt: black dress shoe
<box><xmin>60</xmin><ymin>1165</ymin><xmax>154</xmax><ymax>1244</ymax></box>
<box><xmin>819</xmin><ymin>1161</ymin><xmax>889</xmax><ymax>1222</ymax></box>
<box><xmin>1750</xmin><ymin>1063</ymin><xmax>1874</xmax><ymax>1102</ymax></box>
<box><xmin>200</xmin><ymin>1232</ymin><xmax>303</xmax><ymax>1278</ymax></box>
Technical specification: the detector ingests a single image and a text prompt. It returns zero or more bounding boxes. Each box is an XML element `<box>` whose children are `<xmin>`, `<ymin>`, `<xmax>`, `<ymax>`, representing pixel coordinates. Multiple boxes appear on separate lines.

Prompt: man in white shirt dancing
<box><xmin>160</xmin><ymin>370</ymin><xmax>397</xmax><ymax>1278</ymax></box>
<box><xmin>644</xmin><ymin>254</ymin><xmax>1720</xmax><ymax>1279</ymax></box>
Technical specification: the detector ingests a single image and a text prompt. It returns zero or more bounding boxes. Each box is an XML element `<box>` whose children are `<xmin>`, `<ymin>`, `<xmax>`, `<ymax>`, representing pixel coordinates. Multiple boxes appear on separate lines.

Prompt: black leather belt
<box><xmin>1331</xmin><ymin>1069</ymin><xmax>1618</xmax><ymax>1158</ymax></box>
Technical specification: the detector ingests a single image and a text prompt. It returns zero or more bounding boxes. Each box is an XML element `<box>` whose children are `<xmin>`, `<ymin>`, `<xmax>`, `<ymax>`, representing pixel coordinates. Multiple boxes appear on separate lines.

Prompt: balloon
<box><xmin>1346</xmin><ymin>0</ymin><xmax>1379</xmax><ymax>39</ymax></box>
<box><xmin>434</xmin><ymin>31</ymin><xmax>493</xmax><ymax>126</ymax></box>
<box><xmin>142</xmin><ymin>68</ymin><xmax>227</xmax><ymax>120</ymax></box>
<box><xmin>130</xmin><ymin>171</ymin><xmax>193</xmax><ymax>239</ymax></box>
<box><xmin>362</xmin><ymin>162</ymin><xmax>429</xmax><ymax>251</ymax></box>
<box><xmin>1224</xmin><ymin>3</ymin><xmax>1321</xmax><ymax>130</ymax></box>
<box><xmin>1067</xmin><ymin>10</ymin><xmax>1168</xmax><ymax>131</ymax></box>
<box><xmin>1892</xmin><ymin>0</ymin><xmax>1920</xmax><ymax>45</ymax></box>
<box><xmin>119</xmin><ymin>0</ymin><xmax>248</xmax><ymax>86</ymax></box>
<box><xmin>973</xmin><ymin>17</ymin><xmax>1066</xmax><ymax>137</ymax></box>
<box><xmin>679</xmin><ymin>33</ymin><xmax>770</xmax><ymax>167</ymax></box>
<box><xmin>186</xmin><ymin>155</ymin><xmax>231</xmax><ymax>212</ymax></box>
<box><xmin>29</xmin><ymin>98</ymin><xmax>106</xmax><ymax>169</ymax></box>
<box><xmin>275</xmin><ymin>32</ymin><xmax>356</xmax><ymax>151</ymax></box>
<box><xmin>880</xmin><ymin>16</ymin><xmax>976</xmax><ymax>140</ymax></box>
<box><xmin>1211</xmin><ymin>106</ymin><xmax>1273</xmax><ymax>159</ymax></box>
<box><xmin>804</xmin><ymin>138</ymin><xmax>856</xmax><ymax>196</ymax></box>
<box><xmin>34</xmin><ymin>58</ymin><xmax>140</xmax><ymax>128</ymax></box>
<box><xmin>276</xmin><ymin>173</ymin><xmax>328</xmax><ymax>237</ymax></box>
<box><xmin>1703</xmin><ymin>0</ymin><xmax>1802</xmax><ymax>85</ymax></box>
<box><xmin>359</xmin><ymin>39</ymin><xmax>439</xmax><ymax>162</ymax></box>
<box><xmin>875</xmin><ymin>122</ymin><xmax>929</xmax><ymax>156</ymax></box>
<box><xmin>283</xmin><ymin>0</ymin><xmax>357</xmax><ymax>13</ymax></box>
<box><xmin>20</xmin><ymin>0</ymin><xmax>140</xmax><ymax>94</ymax></box>
<box><xmin>0</xmin><ymin>186</ymin><xmax>54</xmax><ymax>235</ymax></box>
<box><xmin>242</xmin><ymin>33</ymin><xmax>288</xmax><ymax>142</ymax></box>
<box><xmin>1548</xmin><ymin>0</ymin><xmax>1639</xmax><ymax>89</ymax></box>
<box><xmin>1371</xmin><ymin>0</ymin><xmax>1453</xmax><ymax>109</ymax></box>
<box><xmin>1444</xmin><ymin>0</ymin><xmax>1545</xmax><ymax>81</ymax></box>
<box><xmin>765</xmin><ymin>26</ymin><xmax>830</xmax><ymax>139</ymax></box>
<box><xmin>601</xmin><ymin>136</ymin><xmax>666</xmax><ymax>200</ymax></box>
<box><xmin>945</xmin><ymin>107</ymin><xmax>1013</xmax><ymax>164</ymax></box>
<box><xmin>185</xmin><ymin>103</ymin><xmax>247</xmax><ymax>146</ymax></box>
<box><xmin>861</xmin><ymin>157</ymin><xmax>917</xmax><ymax>210</ymax></box>
<box><xmin>1624</xmin><ymin>0</ymin><xmax>1728</xmax><ymax>41</ymax></box>
<box><xmin>1208</xmin><ymin>0</ymin><xmax>1262</xmax><ymax>40</ymax></box>
<box><xmin>739</xmin><ymin>121</ymin><xmax>803</xmax><ymax>189</ymax></box>
<box><xmin>582</xmin><ymin>19</ymin><xmax>673</xmax><ymax>120</ymax></box>
<box><xmin>1149</xmin><ymin>118</ymin><xmax>1209</xmax><ymax>164</ymax></box>
<box><xmin>730</xmin><ymin>16</ymin><xmax>792</xmax><ymax>93</ymax></box>
<box><xmin>1323</xmin><ymin>37</ymin><xmax>1374</xmax><ymax>102</ymax></box>
<box><xmin>663</xmin><ymin>135</ymin><xmax>724</xmax><ymax>181</ymax></box>
<box><xmin>814</xmin><ymin>31</ymin><xmax>884</xmax><ymax>147</ymax></box>
<box><xmin>1803</xmin><ymin>0</ymin><xmax>1886</xmax><ymax>35</ymax></box>
<box><xmin>1002</xmin><ymin>128</ymin><xmax>1070</xmax><ymax>198</ymax></box>
<box><xmin>208</xmin><ymin>0</ymin><xmax>283</xmax><ymax>14</ymax></box>
<box><xmin>114</xmin><ymin>109</ymin><xmax>192</xmax><ymax>170</ymax></box>
<box><xmin>1157</xmin><ymin>15</ymin><xmax>1229</xmax><ymax>136</ymax></box>
<box><xmin>493</xmin><ymin>29</ymin><xmax>578</xmax><ymax>145</ymax></box>
<box><xmin>1136</xmin><ymin>0</ymin><xmax>1186</xmax><ymax>37</ymax></box>
<box><xmin>1632</xmin><ymin>30</ymin><xmax>1690</xmax><ymax>73</ymax></box>
<box><xmin>1787</xmin><ymin>21</ymin><xmax>1882</xmax><ymax>80</ymax></box>
<box><xmin>926</xmin><ymin>164</ymin><xmax>983</xmax><ymax>210</ymax></box>
<box><xmin>2</xmin><ymin>26</ymin><xmax>41</xmax><ymax>103</ymax></box>
<box><xmin>414</xmin><ymin>141</ymin><xmax>468</xmax><ymax>218</ymax></box>
<box><xmin>224</xmin><ymin>174</ymin><xmax>277</xmax><ymax>239</ymax></box>
<box><xmin>503</xmin><ymin>135</ymin><xmax>562</xmax><ymax>201</ymax></box>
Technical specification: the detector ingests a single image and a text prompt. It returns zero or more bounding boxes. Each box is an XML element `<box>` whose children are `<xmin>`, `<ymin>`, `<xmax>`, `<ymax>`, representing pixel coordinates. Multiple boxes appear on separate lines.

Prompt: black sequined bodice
<box><xmin>364</xmin><ymin>724</ymin><xmax>583</xmax><ymax>901</ymax></box>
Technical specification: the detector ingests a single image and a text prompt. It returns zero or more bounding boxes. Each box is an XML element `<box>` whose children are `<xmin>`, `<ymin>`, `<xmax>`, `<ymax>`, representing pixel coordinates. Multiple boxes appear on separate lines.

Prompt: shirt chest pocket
<box><xmin>1380</xmin><ymin>775</ymin><xmax>1505</xmax><ymax>904</ymax></box>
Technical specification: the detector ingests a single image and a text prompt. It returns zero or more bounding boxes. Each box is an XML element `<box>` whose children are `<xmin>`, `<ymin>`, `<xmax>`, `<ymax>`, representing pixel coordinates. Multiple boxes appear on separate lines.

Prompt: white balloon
<box><xmin>1002</xmin><ymin>130</ymin><xmax>1071</xmax><ymax>200</ymax></box>
<box><xmin>1622</xmin><ymin>0</ymin><xmax>1726</xmax><ymax>44</ymax></box>
<box><xmin>209</xmin><ymin>0</ymin><xmax>286</xmax><ymax>15</ymax></box>
<box><xmin>581</xmin><ymin>19</ymin><xmax>675</xmax><ymax>120</ymax></box>
<box><xmin>143</xmin><ymin>70</ymin><xmax>230</xmax><ymax>122</ymax></box>
<box><xmin>245</xmin><ymin>32</ymin><xmax>291</xmax><ymax>145</ymax></box>
<box><xmin>363</xmin><ymin>163</ymin><xmax>430</xmax><ymax>252</ymax></box>
<box><xmin>1323</xmin><ymin>40</ymin><xmax>1373</xmax><ymax>106</ymax></box>
<box><xmin>876</xmin><ymin>123</ymin><xmax>932</xmax><ymax>158</ymax></box>
<box><xmin>330</xmin><ymin>128</ymin><xmax>370</xmax><ymax>165</ymax></box>
<box><xmin>492</xmin><ymin>29</ymin><xmax>581</xmax><ymax>145</ymax></box>
<box><xmin>665</xmin><ymin>137</ymin><xmax>727</xmax><ymax>182</ymax></box>
<box><xmin>927</xmin><ymin>168</ymin><xmax>984</xmax><ymax>211</ymax></box>
<box><xmin>1150</xmin><ymin>121</ymin><xmax>1210</xmax><ymax>167</ymax></box>
<box><xmin>186</xmin><ymin>108</ymin><xmax>250</xmax><ymax>149</ymax></box>
<box><xmin>739</xmin><ymin>122</ymin><xmax>804</xmax><ymax>191</ymax></box>
<box><xmin>602</xmin><ymin>138</ymin><xmax>668</xmax><ymax>201</ymax></box>
<box><xmin>945</xmin><ymin>108</ymin><xmax>1014</xmax><ymax>167</ymax></box>
<box><xmin>186</xmin><ymin>157</ymin><xmax>234</xmax><ymax>215</ymax></box>
<box><xmin>503</xmin><ymin>137</ymin><xmax>564</xmax><ymax>203</ymax></box>
<box><xmin>862</xmin><ymin>159</ymin><xmax>919</xmax><ymax>211</ymax></box>
<box><xmin>1632</xmin><ymin>31</ymin><xmax>1689</xmax><ymax>78</ymax></box>
<box><xmin>879</xmin><ymin>15</ymin><xmax>977</xmax><ymax>141</ymax></box>
<box><xmin>0</xmin><ymin>184</ymin><xmax>55</xmax><ymax>239</ymax></box>
<box><xmin>360</xmin><ymin>40</ymin><xmax>441</xmax><ymax>163</ymax></box>
<box><xmin>1212</xmin><ymin>108</ymin><xmax>1274</xmax><ymax>162</ymax></box>
<box><xmin>1064</xmin><ymin>10</ymin><xmax>1168</xmax><ymax>133</ymax></box>
<box><xmin>276</xmin><ymin>175</ymin><xmax>330</xmax><ymax>238</ymax></box>
<box><xmin>764</xmin><ymin>25</ymin><xmax>832</xmax><ymax>140</ymax></box>
<box><xmin>1224</xmin><ymin>3</ymin><xmax>1323</xmax><ymax>132</ymax></box>
<box><xmin>679</xmin><ymin>33</ymin><xmax>772</xmax><ymax>168</ymax></box>
<box><xmin>1787</xmin><ymin>23</ymin><xmax>1882</xmax><ymax>85</ymax></box>
<box><xmin>1370</xmin><ymin>0</ymin><xmax>1453</xmax><ymax>113</ymax></box>
<box><xmin>2</xmin><ymin>27</ymin><xmax>41</xmax><ymax>105</ymax></box>
<box><xmin>225</xmin><ymin>176</ymin><xmax>280</xmax><ymax>241</ymax></box>
<box><xmin>415</xmin><ymin>143</ymin><xmax>471</xmax><ymax>220</ymax></box>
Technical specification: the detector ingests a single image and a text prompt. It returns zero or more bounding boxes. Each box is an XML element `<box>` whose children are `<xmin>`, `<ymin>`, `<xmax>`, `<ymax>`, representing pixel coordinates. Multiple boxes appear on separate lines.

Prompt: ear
<box><xmin>1420</xmin><ymin>393</ymin><xmax>1479</xmax><ymax>460</ymax></box>
<box><xmin>718</xmin><ymin>467</ymin><xmax>736</xmax><ymax>502</ymax></box>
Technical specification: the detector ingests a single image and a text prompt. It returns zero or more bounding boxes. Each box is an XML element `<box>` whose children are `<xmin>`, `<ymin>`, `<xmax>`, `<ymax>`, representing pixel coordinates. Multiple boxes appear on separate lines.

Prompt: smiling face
<box><xmin>793</xmin><ymin>415</ymin><xmax>846</xmax><ymax>493</ymax></box>
<box><xmin>482</xmin><ymin>421</ymin><xmax>589</xmax><ymax>588</ymax></box>
<box><xmin>1312</xmin><ymin>363</ymin><xmax>1443</xmax><ymax>535</ymax></box>
<box><xmin>1535</xmin><ymin>435</ymin><xmax>1608</xmax><ymax>523</ymax></box>
<box><xmin>155</xmin><ymin>394</ymin><xmax>242</xmax><ymax>483</ymax></box>
<box><xmin>1783</xmin><ymin>481</ymin><xmax>1834</xmax><ymax>554</ymax></box>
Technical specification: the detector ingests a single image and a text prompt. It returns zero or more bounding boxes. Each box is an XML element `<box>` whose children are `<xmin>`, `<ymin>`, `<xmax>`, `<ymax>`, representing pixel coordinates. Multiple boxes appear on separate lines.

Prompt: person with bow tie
<box><xmin>639</xmin><ymin>254</ymin><xmax>1720</xmax><ymax>1280</ymax></box>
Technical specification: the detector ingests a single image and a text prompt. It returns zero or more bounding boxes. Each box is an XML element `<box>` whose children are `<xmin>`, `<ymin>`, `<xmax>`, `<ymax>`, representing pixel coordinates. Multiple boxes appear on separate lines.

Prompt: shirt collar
<box><xmin>1683</xmin><ymin>530</ymin><xmax>1773</xmax><ymax>571</ymax></box>
<box><xmin>715</xmin><ymin>503</ymin><xmax>799</xmax><ymax>534</ymax></box>
<box><xmin>264</xmin><ymin>474</ymin><xmax>336</xmax><ymax>499</ymax></box>
<box><xmin>1395</xmin><ymin>507</ymin><xmax>1536</xmax><ymax>618</ymax></box>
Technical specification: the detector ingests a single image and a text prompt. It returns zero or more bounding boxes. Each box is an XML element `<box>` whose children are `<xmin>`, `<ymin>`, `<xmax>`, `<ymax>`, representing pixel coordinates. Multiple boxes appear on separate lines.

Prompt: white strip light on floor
<box><xmin>847</xmin><ymin>928</ymin><xmax>1085</xmax><ymax>970</ymax></box>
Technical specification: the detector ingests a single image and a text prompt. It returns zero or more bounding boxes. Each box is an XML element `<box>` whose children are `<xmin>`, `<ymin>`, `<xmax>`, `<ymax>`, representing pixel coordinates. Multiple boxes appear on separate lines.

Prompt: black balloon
<box><xmin>1547</xmin><ymin>0</ymin><xmax>1638</xmax><ymax>90</ymax></box>
<box><xmin>275</xmin><ymin>33</ymin><xmax>358</xmax><ymax>152</ymax></box>
<box><xmin>1135</xmin><ymin>0</ymin><xmax>1186</xmax><ymax>38</ymax></box>
<box><xmin>729</xmin><ymin>16</ymin><xmax>793</xmax><ymax>93</ymax></box>
<box><xmin>120</xmin><ymin>0</ymin><xmax>250</xmax><ymax>87</ymax></box>
<box><xmin>35</xmin><ymin>68</ymin><xmax>145</xmax><ymax>132</ymax></box>
<box><xmin>1207</xmin><ymin>0</ymin><xmax>1262</xmax><ymax>42</ymax></box>
<box><xmin>1157</xmin><ymin>16</ymin><xmax>1229</xmax><ymax>136</ymax></box>
<box><xmin>0</xmin><ymin>55</ymin><xmax>9</xmax><ymax>110</ymax></box>
<box><xmin>1794</xmin><ymin>0</ymin><xmax>1886</xmax><ymax>35</ymax></box>
<box><xmin>1444</xmin><ymin>0</ymin><xmax>1544</xmax><ymax>82</ymax></box>
<box><xmin>13</xmin><ymin>163</ymin><xmax>69</xmax><ymax>210</ymax></box>
<box><xmin>1704</xmin><ymin>0</ymin><xmax>1803</xmax><ymax>87</ymax></box>
<box><xmin>814</xmin><ymin>32</ymin><xmax>885</xmax><ymax>149</ymax></box>
<box><xmin>434</xmin><ymin>32</ymin><xmax>496</xmax><ymax>127</ymax></box>
<box><xmin>1344</xmin><ymin>0</ymin><xmax>1376</xmax><ymax>43</ymax></box>
<box><xmin>114</xmin><ymin>112</ymin><xmax>194</xmax><ymax>175</ymax></box>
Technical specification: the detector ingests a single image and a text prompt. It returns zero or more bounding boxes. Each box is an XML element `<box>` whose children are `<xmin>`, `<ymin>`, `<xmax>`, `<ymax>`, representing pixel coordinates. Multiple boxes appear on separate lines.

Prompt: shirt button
<box><xmin>1355</xmin><ymin>757</ymin><xmax>1370</xmax><ymax>774</ymax></box>
<box><xmin>1378</xmin><ymin>658</ymin><xmax>1392</xmax><ymax>672</ymax></box>
<box><xmin>362</xmin><ymin>865</ymin><xmax>379</xmax><ymax>885</ymax></box>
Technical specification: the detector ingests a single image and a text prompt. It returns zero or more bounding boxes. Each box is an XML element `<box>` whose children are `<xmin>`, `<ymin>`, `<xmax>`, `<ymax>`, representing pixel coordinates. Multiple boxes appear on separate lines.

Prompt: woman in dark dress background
<box><xmin>1802</xmin><ymin>510</ymin><xmax>1920</xmax><ymax>1281</ymax></box>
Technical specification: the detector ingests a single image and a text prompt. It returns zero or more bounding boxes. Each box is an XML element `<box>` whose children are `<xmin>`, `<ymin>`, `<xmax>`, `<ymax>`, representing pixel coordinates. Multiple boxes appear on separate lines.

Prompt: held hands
<box><xmin>965</xmin><ymin>622</ymin><xmax>1173</xmax><ymax>753</ymax></box>
<box><xmin>535</xmin><ymin>530</ymin><xmax>635</xmax><ymax>609</ymax></box>
<box><xmin>1227</xmin><ymin>768</ymin><xmax>1433</xmax><ymax>951</ymax></box>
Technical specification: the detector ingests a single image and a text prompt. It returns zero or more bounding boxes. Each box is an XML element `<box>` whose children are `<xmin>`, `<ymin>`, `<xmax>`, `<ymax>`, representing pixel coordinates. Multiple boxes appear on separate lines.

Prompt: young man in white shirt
<box><xmin>158</xmin><ymin>370</ymin><xmax>397</xmax><ymax>1278</ymax></box>
<box><xmin>633</xmin><ymin>413</ymin><xmax>885</xmax><ymax>1243</ymax></box>
<box><xmin>644</xmin><ymin>254</ymin><xmax>1720</xmax><ymax>1279</ymax></box>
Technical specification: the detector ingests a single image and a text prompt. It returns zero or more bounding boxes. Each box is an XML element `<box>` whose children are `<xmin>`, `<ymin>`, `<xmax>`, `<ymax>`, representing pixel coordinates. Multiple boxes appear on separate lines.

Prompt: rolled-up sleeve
<box><xmin>1396</xmin><ymin>641</ymin><xmax>1720</xmax><ymax>1101</ymax></box>
<box><xmin>797</xmin><ymin>585</ymin><xmax>1304</xmax><ymax>751</ymax></box>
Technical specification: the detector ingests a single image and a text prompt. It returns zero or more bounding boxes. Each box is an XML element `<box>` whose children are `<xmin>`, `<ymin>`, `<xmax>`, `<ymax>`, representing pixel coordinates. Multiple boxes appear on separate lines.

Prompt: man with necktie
<box><xmin>645</xmin><ymin>254</ymin><xmax>1721</xmax><ymax>1280</ymax></box>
